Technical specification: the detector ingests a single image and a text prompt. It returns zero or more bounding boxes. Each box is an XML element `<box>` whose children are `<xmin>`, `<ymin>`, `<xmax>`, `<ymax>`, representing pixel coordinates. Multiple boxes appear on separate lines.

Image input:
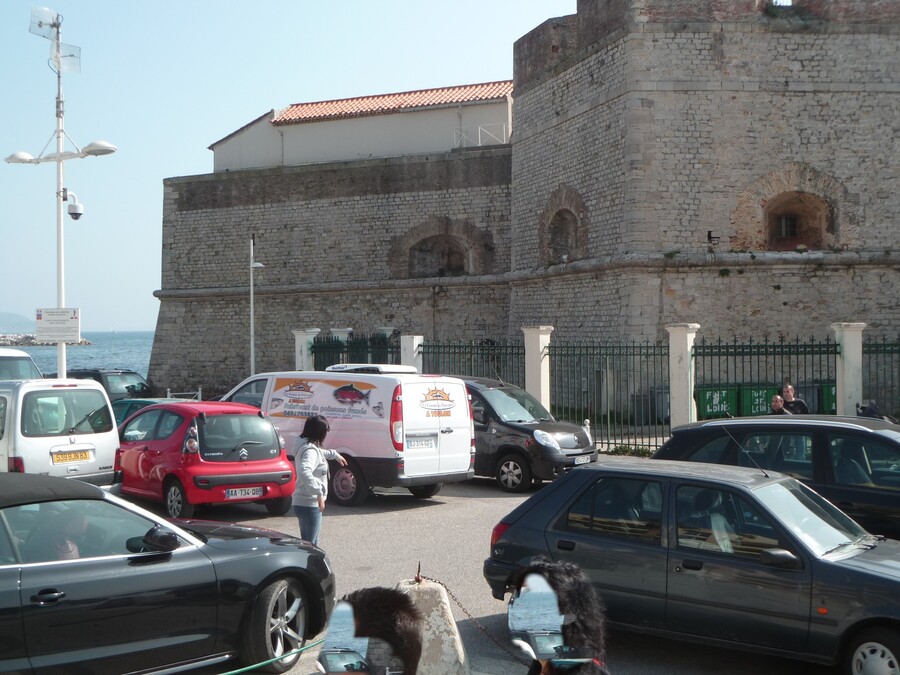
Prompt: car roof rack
<box><xmin>324</xmin><ymin>364</ymin><xmax>418</xmax><ymax>374</ymax></box>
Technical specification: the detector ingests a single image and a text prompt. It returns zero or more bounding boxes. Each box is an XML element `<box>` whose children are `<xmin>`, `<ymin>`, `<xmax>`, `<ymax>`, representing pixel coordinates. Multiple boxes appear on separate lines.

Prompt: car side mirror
<box><xmin>759</xmin><ymin>548</ymin><xmax>801</xmax><ymax>569</ymax></box>
<box><xmin>127</xmin><ymin>525</ymin><xmax>180</xmax><ymax>553</ymax></box>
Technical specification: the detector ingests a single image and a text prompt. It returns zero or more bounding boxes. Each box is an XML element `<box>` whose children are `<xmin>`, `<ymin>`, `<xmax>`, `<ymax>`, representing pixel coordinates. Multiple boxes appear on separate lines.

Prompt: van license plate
<box><xmin>52</xmin><ymin>450</ymin><xmax>91</xmax><ymax>464</ymax></box>
<box><xmin>226</xmin><ymin>487</ymin><xmax>264</xmax><ymax>499</ymax></box>
<box><xmin>574</xmin><ymin>455</ymin><xmax>591</xmax><ymax>465</ymax></box>
<box><xmin>407</xmin><ymin>438</ymin><xmax>435</xmax><ymax>450</ymax></box>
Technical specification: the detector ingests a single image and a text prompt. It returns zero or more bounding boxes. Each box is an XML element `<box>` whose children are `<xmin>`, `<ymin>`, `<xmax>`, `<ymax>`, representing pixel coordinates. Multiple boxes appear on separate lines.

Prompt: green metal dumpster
<box><xmin>739</xmin><ymin>384</ymin><xmax>780</xmax><ymax>417</ymax></box>
<box><xmin>819</xmin><ymin>382</ymin><xmax>837</xmax><ymax>414</ymax></box>
<box><xmin>695</xmin><ymin>385</ymin><xmax>739</xmax><ymax>419</ymax></box>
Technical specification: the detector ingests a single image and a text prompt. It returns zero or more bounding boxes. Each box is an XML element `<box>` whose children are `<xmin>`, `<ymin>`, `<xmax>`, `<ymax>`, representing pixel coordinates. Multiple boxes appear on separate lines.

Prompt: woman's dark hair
<box><xmin>300</xmin><ymin>414</ymin><xmax>330</xmax><ymax>444</ymax></box>
<box><xmin>511</xmin><ymin>557</ymin><xmax>608</xmax><ymax>674</ymax></box>
<box><xmin>341</xmin><ymin>587</ymin><xmax>423</xmax><ymax>675</ymax></box>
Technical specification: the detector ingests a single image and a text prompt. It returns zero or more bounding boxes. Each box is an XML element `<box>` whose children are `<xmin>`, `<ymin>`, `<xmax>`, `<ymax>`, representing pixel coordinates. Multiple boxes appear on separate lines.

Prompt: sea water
<box><xmin>19</xmin><ymin>331</ymin><xmax>154</xmax><ymax>378</ymax></box>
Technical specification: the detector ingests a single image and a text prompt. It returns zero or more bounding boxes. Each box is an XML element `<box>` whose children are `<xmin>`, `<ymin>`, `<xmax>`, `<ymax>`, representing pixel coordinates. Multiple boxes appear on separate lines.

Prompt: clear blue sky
<box><xmin>1</xmin><ymin>1</ymin><xmax>575</xmax><ymax>331</ymax></box>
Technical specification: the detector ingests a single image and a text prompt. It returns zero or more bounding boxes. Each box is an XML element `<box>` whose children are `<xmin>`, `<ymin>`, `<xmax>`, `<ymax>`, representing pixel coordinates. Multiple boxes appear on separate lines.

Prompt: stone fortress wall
<box><xmin>150</xmin><ymin>0</ymin><xmax>899</xmax><ymax>393</ymax></box>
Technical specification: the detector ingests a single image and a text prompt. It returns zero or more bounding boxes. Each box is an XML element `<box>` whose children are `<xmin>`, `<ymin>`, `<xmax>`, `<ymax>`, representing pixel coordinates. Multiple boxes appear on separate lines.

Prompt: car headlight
<box><xmin>533</xmin><ymin>429</ymin><xmax>560</xmax><ymax>451</ymax></box>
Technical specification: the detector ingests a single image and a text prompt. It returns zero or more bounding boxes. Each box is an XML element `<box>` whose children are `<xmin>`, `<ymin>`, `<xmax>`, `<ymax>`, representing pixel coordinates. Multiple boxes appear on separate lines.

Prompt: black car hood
<box><xmin>503</xmin><ymin>419</ymin><xmax>591</xmax><ymax>449</ymax></box>
<box><xmin>172</xmin><ymin>518</ymin><xmax>317</xmax><ymax>552</ymax></box>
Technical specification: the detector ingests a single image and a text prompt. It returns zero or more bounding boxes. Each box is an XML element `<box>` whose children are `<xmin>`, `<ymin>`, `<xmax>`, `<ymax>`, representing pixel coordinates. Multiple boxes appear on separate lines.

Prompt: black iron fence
<box><xmin>862</xmin><ymin>336</ymin><xmax>900</xmax><ymax>419</ymax></box>
<box><xmin>311</xmin><ymin>333</ymin><xmax>400</xmax><ymax>371</ymax></box>
<box><xmin>421</xmin><ymin>339</ymin><xmax>525</xmax><ymax>385</ymax></box>
<box><xmin>692</xmin><ymin>336</ymin><xmax>839</xmax><ymax>418</ymax></box>
<box><xmin>549</xmin><ymin>341</ymin><xmax>670</xmax><ymax>453</ymax></box>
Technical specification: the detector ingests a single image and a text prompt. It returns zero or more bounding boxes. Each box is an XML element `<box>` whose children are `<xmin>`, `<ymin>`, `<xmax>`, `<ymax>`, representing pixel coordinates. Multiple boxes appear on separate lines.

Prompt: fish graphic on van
<box><xmin>334</xmin><ymin>384</ymin><xmax>370</xmax><ymax>405</ymax></box>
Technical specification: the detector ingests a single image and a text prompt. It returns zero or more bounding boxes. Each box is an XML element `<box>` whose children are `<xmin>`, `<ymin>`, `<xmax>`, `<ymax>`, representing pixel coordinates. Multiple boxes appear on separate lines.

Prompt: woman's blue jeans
<box><xmin>294</xmin><ymin>505</ymin><xmax>322</xmax><ymax>546</ymax></box>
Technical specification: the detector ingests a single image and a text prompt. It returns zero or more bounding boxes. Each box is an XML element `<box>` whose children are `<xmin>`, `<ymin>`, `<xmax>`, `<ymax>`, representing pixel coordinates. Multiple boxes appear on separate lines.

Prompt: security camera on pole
<box><xmin>4</xmin><ymin>8</ymin><xmax>117</xmax><ymax>377</ymax></box>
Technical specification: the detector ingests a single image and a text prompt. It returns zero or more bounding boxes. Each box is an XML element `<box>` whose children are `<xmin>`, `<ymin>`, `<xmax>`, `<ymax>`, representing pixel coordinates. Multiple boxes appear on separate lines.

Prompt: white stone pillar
<box><xmin>401</xmin><ymin>335</ymin><xmax>424</xmax><ymax>373</ymax></box>
<box><xmin>292</xmin><ymin>328</ymin><xmax>321</xmax><ymax>370</ymax></box>
<box><xmin>666</xmin><ymin>323</ymin><xmax>700</xmax><ymax>427</ymax></box>
<box><xmin>330</xmin><ymin>328</ymin><xmax>353</xmax><ymax>341</ymax></box>
<box><xmin>831</xmin><ymin>322</ymin><xmax>866</xmax><ymax>416</ymax></box>
<box><xmin>522</xmin><ymin>326</ymin><xmax>554</xmax><ymax>409</ymax></box>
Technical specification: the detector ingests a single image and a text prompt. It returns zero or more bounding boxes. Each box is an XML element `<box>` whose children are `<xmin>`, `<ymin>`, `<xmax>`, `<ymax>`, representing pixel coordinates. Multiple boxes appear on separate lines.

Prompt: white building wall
<box><xmin>212</xmin><ymin>101</ymin><xmax>509</xmax><ymax>172</ymax></box>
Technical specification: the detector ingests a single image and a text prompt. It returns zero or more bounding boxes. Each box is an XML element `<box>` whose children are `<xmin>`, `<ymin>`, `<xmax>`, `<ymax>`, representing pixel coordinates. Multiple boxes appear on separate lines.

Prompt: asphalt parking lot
<box><xmin>172</xmin><ymin>478</ymin><xmax>840</xmax><ymax>675</ymax></box>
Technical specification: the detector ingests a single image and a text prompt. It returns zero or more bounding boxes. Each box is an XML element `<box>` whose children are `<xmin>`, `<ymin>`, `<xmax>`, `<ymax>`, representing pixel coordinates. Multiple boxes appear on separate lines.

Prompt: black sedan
<box><xmin>484</xmin><ymin>457</ymin><xmax>900</xmax><ymax>675</ymax></box>
<box><xmin>652</xmin><ymin>415</ymin><xmax>900</xmax><ymax>539</ymax></box>
<box><xmin>0</xmin><ymin>473</ymin><xmax>335</xmax><ymax>674</ymax></box>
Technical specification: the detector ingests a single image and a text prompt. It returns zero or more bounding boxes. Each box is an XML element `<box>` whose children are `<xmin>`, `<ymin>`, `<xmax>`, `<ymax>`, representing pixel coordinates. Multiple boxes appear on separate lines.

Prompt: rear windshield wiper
<box><xmin>232</xmin><ymin>440</ymin><xmax>263</xmax><ymax>451</ymax></box>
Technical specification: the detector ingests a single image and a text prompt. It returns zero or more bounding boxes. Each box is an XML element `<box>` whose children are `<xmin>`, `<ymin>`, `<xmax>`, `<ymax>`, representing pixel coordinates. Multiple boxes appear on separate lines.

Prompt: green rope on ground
<box><xmin>218</xmin><ymin>638</ymin><xmax>324</xmax><ymax>674</ymax></box>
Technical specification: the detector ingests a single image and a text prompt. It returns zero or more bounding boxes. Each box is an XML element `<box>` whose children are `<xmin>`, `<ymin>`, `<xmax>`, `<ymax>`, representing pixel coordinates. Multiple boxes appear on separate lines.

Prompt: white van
<box><xmin>0</xmin><ymin>347</ymin><xmax>43</xmax><ymax>379</ymax></box>
<box><xmin>221</xmin><ymin>364</ymin><xmax>475</xmax><ymax>505</ymax></box>
<box><xmin>0</xmin><ymin>379</ymin><xmax>119</xmax><ymax>486</ymax></box>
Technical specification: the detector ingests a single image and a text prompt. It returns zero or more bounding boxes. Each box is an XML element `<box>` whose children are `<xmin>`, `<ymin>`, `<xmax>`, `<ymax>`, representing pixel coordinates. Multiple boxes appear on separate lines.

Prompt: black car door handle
<box><xmin>557</xmin><ymin>540</ymin><xmax>575</xmax><ymax>551</ymax></box>
<box><xmin>31</xmin><ymin>589</ymin><xmax>65</xmax><ymax>605</ymax></box>
<box><xmin>440</xmin><ymin>428</ymin><xmax>454</xmax><ymax>434</ymax></box>
<box><xmin>680</xmin><ymin>559</ymin><xmax>703</xmax><ymax>571</ymax></box>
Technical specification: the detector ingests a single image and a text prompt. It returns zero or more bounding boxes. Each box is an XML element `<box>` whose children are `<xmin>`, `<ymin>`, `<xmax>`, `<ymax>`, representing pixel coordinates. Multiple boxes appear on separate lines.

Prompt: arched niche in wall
<box><xmin>388</xmin><ymin>216</ymin><xmax>495</xmax><ymax>279</ymax></box>
<box><xmin>730</xmin><ymin>163</ymin><xmax>857</xmax><ymax>251</ymax></box>
<box><xmin>539</xmin><ymin>184</ymin><xmax>588</xmax><ymax>265</ymax></box>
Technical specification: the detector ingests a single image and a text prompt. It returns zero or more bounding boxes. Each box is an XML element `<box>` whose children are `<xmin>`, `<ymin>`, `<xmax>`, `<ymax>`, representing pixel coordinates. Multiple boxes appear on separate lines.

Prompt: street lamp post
<box><xmin>4</xmin><ymin>8</ymin><xmax>116</xmax><ymax>378</ymax></box>
<box><xmin>249</xmin><ymin>236</ymin><xmax>265</xmax><ymax>376</ymax></box>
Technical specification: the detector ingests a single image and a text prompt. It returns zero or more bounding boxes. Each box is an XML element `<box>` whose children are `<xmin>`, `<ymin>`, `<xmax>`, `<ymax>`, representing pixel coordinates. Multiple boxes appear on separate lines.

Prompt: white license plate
<box><xmin>574</xmin><ymin>455</ymin><xmax>591</xmax><ymax>465</ymax></box>
<box><xmin>406</xmin><ymin>438</ymin><xmax>435</xmax><ymax>450</ymax></box>
<box><xmin>225</xmin><ymin>487</ymin><xmax>264</xmax><ymax>499</ymax></box>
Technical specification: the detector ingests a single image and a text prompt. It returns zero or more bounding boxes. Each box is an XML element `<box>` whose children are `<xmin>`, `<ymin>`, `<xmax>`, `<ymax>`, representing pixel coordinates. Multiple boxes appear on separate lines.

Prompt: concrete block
<box><xmin>396</xmin><ymin>579</ymin><xmax>469</xmax><ymax>675</ymax></box>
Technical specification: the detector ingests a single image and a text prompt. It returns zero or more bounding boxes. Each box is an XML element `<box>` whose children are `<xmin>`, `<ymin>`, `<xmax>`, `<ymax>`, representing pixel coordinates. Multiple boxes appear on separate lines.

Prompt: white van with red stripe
<box><xmin>221</xmin><ymin>365</ymin><xmax>475</xmax><ymax>505</ymax></box>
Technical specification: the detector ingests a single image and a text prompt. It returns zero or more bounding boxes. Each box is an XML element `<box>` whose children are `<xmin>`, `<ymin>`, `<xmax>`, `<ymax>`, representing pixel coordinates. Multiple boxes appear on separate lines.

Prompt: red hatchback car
<box><xmin>116</xmin><ymin>401</ymin><xmax>295</xmax><ymax>518</ymax></box>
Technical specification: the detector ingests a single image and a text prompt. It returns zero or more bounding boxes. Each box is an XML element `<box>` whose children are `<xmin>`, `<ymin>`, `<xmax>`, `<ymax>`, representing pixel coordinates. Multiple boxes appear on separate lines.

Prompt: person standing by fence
<box><xmin>782</xmin><ymin>384</ymin><xmax>810</xmax><ymax>414</ymax></box>
<box><xmin>768</xmin><ymin>395</ymin><xmax>792</xmax><ymax>415</ymax></box>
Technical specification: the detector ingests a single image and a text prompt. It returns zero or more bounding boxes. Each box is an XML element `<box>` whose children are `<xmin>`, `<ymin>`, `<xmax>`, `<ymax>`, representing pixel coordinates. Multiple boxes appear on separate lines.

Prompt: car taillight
<box><xmin>114</xmin><ymin>447</ymin><xmax>122</xmax><ymax>470</ymax></box>
<box><xmin>184</xmin><ymin>438</ymin><xmax>199</xmax><ymax>453</ymax></box>
<box><xmin>9</xmin><ymin>457</ymin><xmax>24</xmax><ymax>473</ymax></box>
<box><xmin>390</xmin><ymin>384</ymin><xmax>403</xmax><ymax>453</ymax></box>
<box><xmin>490</xmin><ymin>521</ymin><xmax>511</xmax><ymax>550</ymax></box>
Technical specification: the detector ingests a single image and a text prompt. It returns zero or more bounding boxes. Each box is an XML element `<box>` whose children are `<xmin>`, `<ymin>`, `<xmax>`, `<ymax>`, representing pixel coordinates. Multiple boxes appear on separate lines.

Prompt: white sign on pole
<box><xmin>35</xmin><ymin>308</ymin><xmax>82</xmax><ymax>343</ymax></box>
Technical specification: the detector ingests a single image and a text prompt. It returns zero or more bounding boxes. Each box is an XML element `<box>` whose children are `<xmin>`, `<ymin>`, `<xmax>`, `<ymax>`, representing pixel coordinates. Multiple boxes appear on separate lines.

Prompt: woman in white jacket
<box><xmin>293</xmin><ymin>414</ymin><xmax>347</xmax><ymax>545</ymax></box>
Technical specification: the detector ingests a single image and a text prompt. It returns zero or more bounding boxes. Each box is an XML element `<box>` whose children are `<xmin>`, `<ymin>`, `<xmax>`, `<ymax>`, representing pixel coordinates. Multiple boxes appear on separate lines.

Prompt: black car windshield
<box><xmin>482</xmin><ymin>388</ymin><xmax>553</xmax><ymax>423</ymax></box>
<box><xmin>755</xmin><ymin>479</ymin><xmax>868</xmax><ymax>557</ymax></box>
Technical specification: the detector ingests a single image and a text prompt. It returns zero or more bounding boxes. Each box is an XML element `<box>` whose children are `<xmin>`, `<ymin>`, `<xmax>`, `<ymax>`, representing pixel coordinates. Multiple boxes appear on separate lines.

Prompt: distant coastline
<box><xmin>0</xmin><ymin>334</ymin><xmax>92</xmax><ymax>347</ymax></box>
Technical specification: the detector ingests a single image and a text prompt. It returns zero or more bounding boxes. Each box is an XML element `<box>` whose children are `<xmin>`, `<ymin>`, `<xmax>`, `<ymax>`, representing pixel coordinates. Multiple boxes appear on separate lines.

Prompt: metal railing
<box><xmin>421</xmin><ymin>339</ymin><xmax>525</xmax><ymax>385</ymax></box>
<box><xmin>862</xmin><ymin>336</ymin><xmax>900</xmax><ymax>418</ymax></box>
<box><xmin>454</xmin><ymin>123</ymin><xmax>509</xmax><ymax>148</ymax></box>
<box><xmin>693</xmin><ymin>336</ymin><xmax>839</xmax><ymax>418</ymax></box>
<box><xmin>549</xmin><ymin>340</ymin><xmax>670</xmax><ymax>453</ymax></box>
<box><xmin>311</xmin><ymin>333</ymin><xmax>400</xmax><ymax>371</ymax></box>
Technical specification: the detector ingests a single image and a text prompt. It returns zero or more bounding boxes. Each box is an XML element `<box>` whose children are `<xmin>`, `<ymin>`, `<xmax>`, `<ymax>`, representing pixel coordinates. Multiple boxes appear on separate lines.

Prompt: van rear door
<box><xmin>401</xmin><ymin>377</ymin><xmax>472</xmax><ymax>478</ymax></box>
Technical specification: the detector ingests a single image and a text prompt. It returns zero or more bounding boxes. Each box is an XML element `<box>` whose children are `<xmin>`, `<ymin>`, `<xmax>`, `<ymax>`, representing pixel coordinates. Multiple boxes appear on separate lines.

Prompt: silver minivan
<box><xmin>0</xmin><ymin>378</ymin><xmax>119</xmax><ymax>485</ymax></box>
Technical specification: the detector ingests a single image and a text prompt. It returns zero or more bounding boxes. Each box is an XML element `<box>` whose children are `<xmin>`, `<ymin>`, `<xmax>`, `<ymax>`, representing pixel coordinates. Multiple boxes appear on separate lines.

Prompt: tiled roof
<box><xmin>272</xmin><ymin>80</ymin><xmax>513</xmax><ymax>126</ymax></box>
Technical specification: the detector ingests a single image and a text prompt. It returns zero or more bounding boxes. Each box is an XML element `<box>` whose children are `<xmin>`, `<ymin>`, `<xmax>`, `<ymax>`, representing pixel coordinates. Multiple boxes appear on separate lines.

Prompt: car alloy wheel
<box><xmin>165</xmin><ymin>479</ymin><xmax>195</xmax><ymax>518</ymax></box>
<box><xmin>242</xmin><ymin>578</ymin><xmax>306</xmax><ymax>673</ymax></box>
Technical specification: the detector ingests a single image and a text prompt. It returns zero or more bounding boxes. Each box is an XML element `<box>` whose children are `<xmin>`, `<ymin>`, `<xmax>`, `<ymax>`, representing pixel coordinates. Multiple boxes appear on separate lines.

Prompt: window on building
<box><xmin>548</xmin><ymin>209</ymin><xmax>578</xmax><ymax>264</ymax></box>
<box><xmin>408</xmin><ymin>235</ymin><xmax>469</xmax><ymax>278</ymax></box>
<box><xmin>765</xmin><ymin>191</ymin><xmax>832</xmax><ymax>251</ymax></box>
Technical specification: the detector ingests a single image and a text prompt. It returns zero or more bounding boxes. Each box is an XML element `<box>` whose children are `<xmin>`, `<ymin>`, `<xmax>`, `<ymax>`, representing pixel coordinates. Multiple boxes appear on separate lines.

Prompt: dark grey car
<box><xmin>484</xmin><ymin>457</ymin><xmax>900</xmax><ymax>674</ymax></box>
<box><xmin>652</xmin><ymin>415</ymin><xmax>900</xmax><ymax>539</ymax></box>
<box><xmin>462</xmin><ymin>377</ymin><xmax>596</xmax><ymax>492</ymax></box>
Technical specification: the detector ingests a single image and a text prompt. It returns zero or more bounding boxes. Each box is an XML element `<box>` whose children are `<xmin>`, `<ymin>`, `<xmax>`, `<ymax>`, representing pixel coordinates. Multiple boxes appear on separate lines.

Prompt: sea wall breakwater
<box><xmin>0</xmin><ymin>334</ymin><xmax>91</xmax><ymax>346</ymax></box>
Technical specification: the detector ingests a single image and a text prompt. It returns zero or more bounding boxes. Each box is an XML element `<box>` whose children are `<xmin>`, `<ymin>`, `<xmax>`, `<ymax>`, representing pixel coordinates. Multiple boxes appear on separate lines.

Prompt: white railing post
<box><xmin>292</xmin><ymin>328</ymin><xmax>321</xmax><ymax>370</ymax></box>
<box><xmin>666</xmin><ymin>323</ymin><xmax>701</xmax><ymax>427</ymax></box>
<box><xmin>831</xmin><ymin>322</ymin><xmax>866</xmax><ymax>416</ymax></box>
<box><xmin>522</xmin><ymin>326</ymin><xmax>554</xmax><ymax>410</ymax></box>
<box><xmin>402</xmin><ymin>335</ymin><xmax>424</xmax><ymax>372</ymax></box>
